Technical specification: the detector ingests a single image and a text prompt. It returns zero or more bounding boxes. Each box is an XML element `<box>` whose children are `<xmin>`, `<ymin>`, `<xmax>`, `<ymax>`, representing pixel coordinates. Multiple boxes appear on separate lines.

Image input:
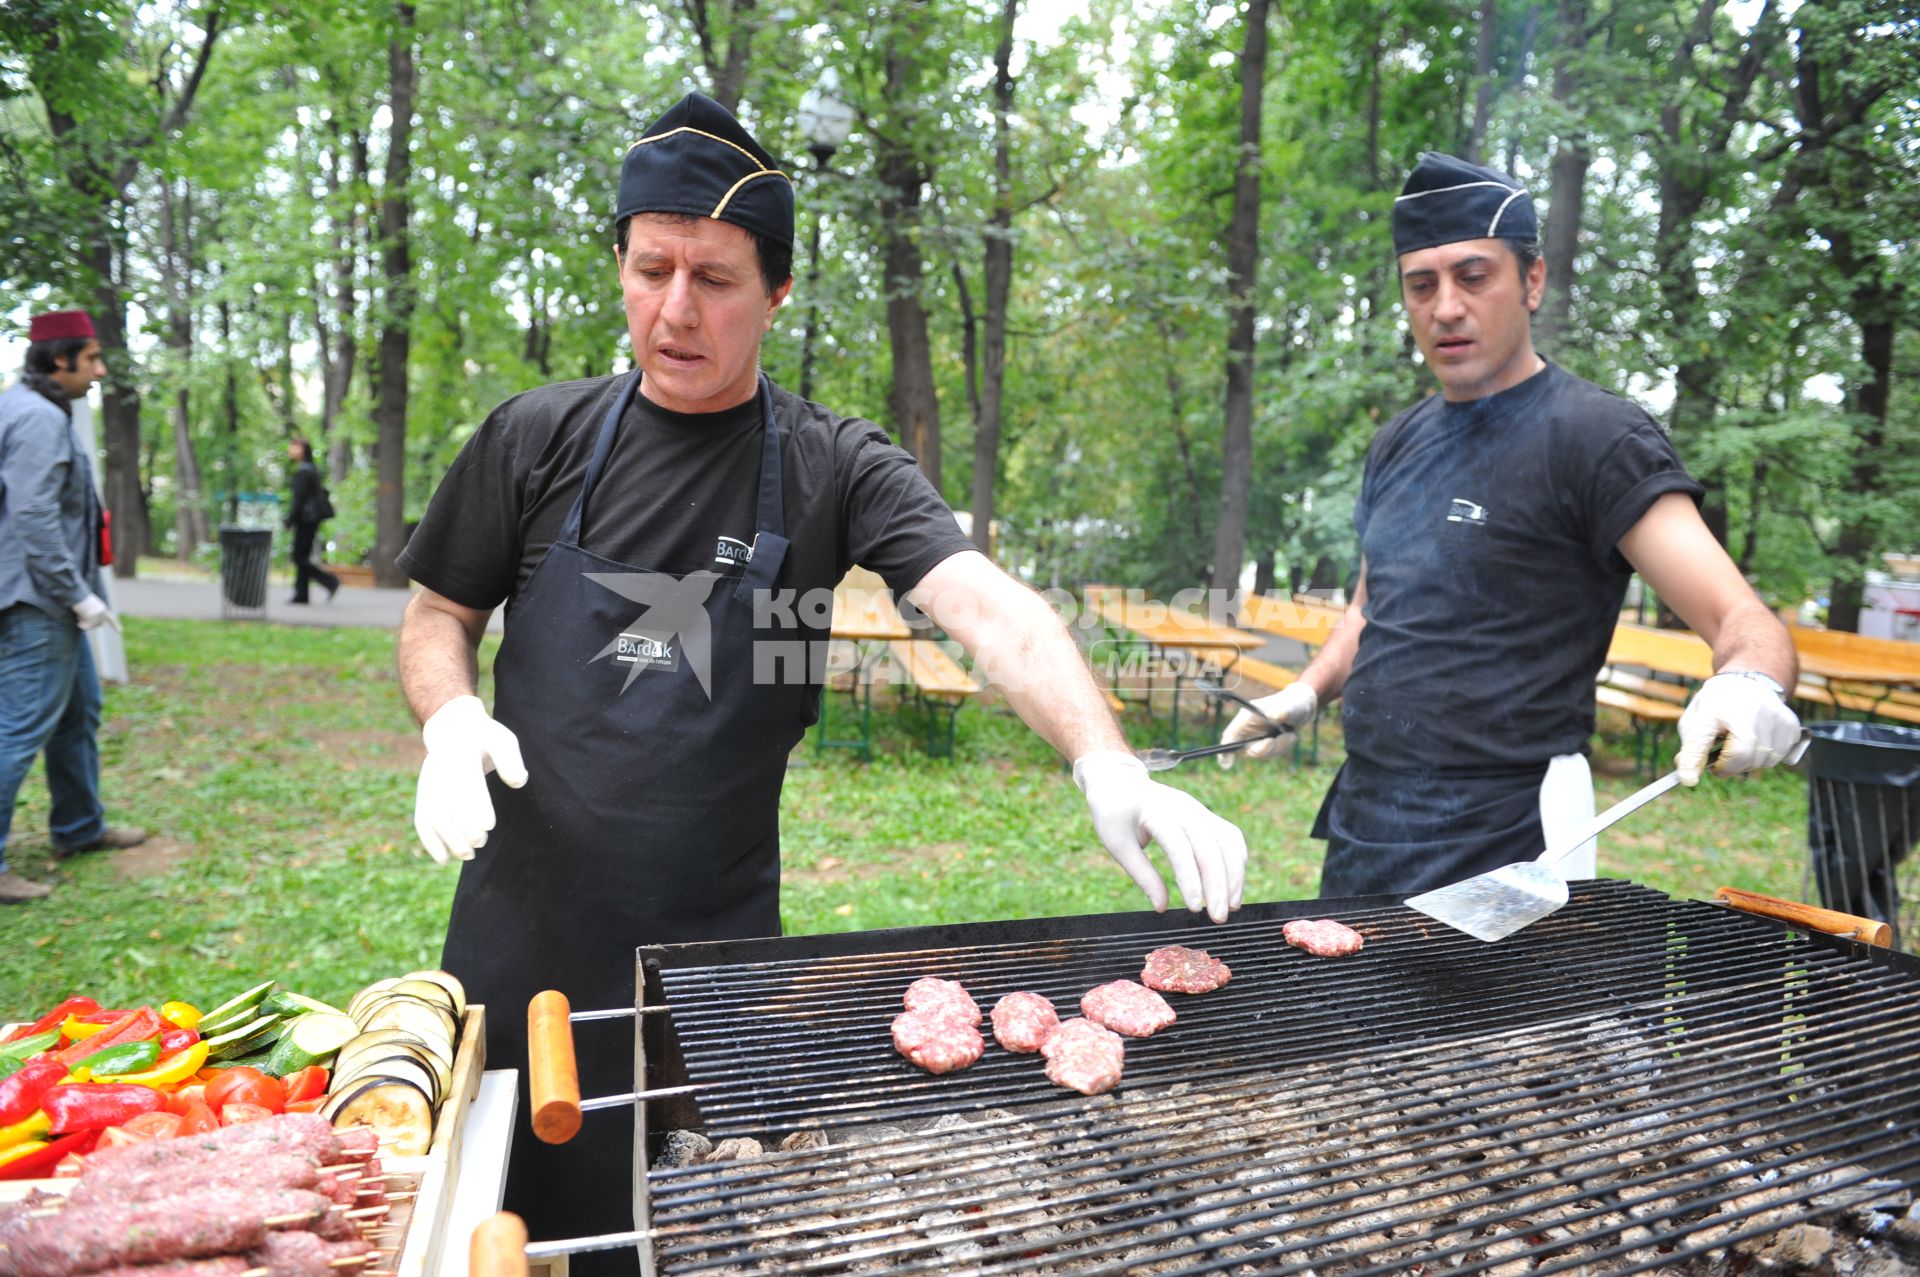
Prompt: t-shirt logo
<box><xmin>1446</xmin><ymin>498</ymin><xmax>1489</xmax><ymax>527</ymax></box>
<box><xmin>714</xmin><ymin>535</ymin><xmax>754</xmax><ymax>569</ymax></box>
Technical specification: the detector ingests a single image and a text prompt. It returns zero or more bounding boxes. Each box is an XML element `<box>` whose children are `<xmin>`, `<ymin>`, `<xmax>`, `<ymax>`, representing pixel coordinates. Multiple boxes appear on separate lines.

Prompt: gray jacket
<box><xmin>0</xmin><ymin>380</ymin><xmax>100</xmax><ymax>620</ymax></box>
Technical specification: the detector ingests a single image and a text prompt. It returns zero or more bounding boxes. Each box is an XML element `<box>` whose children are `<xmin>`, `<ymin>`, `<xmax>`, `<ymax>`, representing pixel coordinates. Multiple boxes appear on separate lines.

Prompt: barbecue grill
<box><xmin>512</xmin><ymin>880</ymin><xmax>1920</xmax><ymax>1275</ymax></box>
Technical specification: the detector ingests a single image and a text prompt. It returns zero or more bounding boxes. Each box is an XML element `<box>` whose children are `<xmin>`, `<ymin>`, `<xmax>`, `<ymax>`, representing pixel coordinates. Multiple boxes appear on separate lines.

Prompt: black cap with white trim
<box><xmin>617</xmin><ymin>92</ymin><xmax>794</xmax><ymax>248</ymax></box>
<box><xmin>1391</xmin><ymin>152</ymin><xmax>1537</xmax><ymax>256</ymax></box>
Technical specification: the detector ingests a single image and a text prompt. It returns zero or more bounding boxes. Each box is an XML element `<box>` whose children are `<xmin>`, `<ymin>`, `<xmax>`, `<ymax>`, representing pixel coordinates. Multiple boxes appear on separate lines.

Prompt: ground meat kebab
<box><xmin>892</xmin><ymin>1008</ymin><xmax>985</xmax><ymax>1074</ymax></box>
<box><xmin>902</xmin><ymin>976</ymin><xmax>981</xmax><ymax>1025</ymax></box>
<box><xmin>1140</xmin><ymin>944</ymin><xmax>1232</xmax><ymax>993</ymax></box>
<box><xmin>1041</xmin><ymin>1018</ymin><xmax>1127</xmax><ymax>1095</ymax></box>
<box><xmin>1080</xmin><ymin>979</ymin><xmax>1177</xmax><ymax>1037</ymax></box>
<box><xmin>1283</xmin><ymin>917</ymin><xmax>1366</xmax><ymax>957</ymax></box>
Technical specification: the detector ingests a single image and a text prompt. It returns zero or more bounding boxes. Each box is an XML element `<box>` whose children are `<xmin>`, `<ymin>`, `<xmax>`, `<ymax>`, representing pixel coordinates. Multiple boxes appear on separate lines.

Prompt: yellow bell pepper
<box><xmin>59</xmin><ymin>1014</ymin><xmax>110</xmax><ymax>1043</ymax></box>
<box><xmin>0</xmin><ymin>1138</ymin><xmax>50</xmax><ymax>1168</ymax></box>
<box><xmin>0</xmin><ymin>1108</ymin><xmax>52</xmax><ymax>1151</ymax></box>
<box><xmin>161</xmin><ymin>1001</ymin><xmax>202</xmax><ymax>1031</ymax></box>
<box><xmin>109</xmin><ymin>1040</ymin><xmax>209</xmax><ymax>1089</ymax></box>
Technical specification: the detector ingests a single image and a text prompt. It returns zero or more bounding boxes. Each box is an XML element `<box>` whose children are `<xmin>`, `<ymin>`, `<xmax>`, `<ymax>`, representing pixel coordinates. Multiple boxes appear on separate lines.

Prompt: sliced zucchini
<box><xmin>203</xmin><ymin>1013</ymin><xmax>281</xmax><ymax>1058</ymax></box>
<box><xmin>326</xmin><ymin>1075</ymin><xmax>435</xmax><ymax>1156</ymax></box>
<box><xmin>264</xmin><ymin>990</ymin><xmax>349</xmax><ymax>1019</ymax></box>
<box><xmin>262</xmin><ymin>1012</ymin><xmax>360</xmax><ymax>1076</ymax></box>
<box><xmin>198</xmin><ymin>980</ymin><xmax>277</xmax><ymax>1028</ymax></box>
<box><xmin>402</xmin><ymin>969</ymin><xmax>467</xmax><ymax>1020</ymax></box>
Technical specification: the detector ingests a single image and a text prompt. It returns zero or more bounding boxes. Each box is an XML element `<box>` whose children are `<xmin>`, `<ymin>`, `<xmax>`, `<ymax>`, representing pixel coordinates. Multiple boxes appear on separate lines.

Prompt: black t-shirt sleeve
<box><xmin>1569</xmin><ymin>409</ymin><xmax>1705</xmax><ymax>574</ymax></box>
<box><xmin>835</xmin><ymin>423</ymin><xmax>974</xmax><ymax>597</ymax></box>
<box><xmin>396</xmin><ymin>401</ymin><xmax>532</xmax><ymax>611</ymax></box>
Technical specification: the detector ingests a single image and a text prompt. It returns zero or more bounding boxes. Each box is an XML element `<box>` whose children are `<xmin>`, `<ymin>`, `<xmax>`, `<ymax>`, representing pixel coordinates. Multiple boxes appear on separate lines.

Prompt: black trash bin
<box><xmin>1804</xmin><ymin>720</ymin><xmax>1920</xmax><ymax>949</ymax></box>
<box><xmin>218</xmin><ymin>526</ymin><xmax>274</xmax><ymax>619</ymax></box>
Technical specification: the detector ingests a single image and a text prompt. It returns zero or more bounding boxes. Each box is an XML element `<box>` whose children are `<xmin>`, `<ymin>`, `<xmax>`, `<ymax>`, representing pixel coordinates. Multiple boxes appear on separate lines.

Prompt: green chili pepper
<box><xmin>0</xmin><ymin>1029</ymin><xmax>58</xmax><ymax>1061</ymax></box>
<box><xmin>84</xmin><ymin>1038</ymin><xmax>162</xmax><ymax>1077</ymax></box>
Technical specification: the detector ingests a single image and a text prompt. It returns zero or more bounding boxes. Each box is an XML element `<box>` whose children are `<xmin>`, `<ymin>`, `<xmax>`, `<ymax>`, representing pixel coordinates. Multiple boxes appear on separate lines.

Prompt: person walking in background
<box><xmin>285</xmin><ymin>437</ymin><xmax>339</xmax><ymax>605</ymax></box>
<box><xmin>0</xmin><ymin>309</ymin><xmax>148</xmax><ymax>903</ymax></box>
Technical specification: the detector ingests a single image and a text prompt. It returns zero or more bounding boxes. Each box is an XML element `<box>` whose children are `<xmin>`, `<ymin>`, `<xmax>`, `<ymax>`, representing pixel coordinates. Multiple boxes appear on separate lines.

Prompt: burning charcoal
<box><xmin>705</xmin><ymin>1136</ymin><xmax>765</xmax><ymax>1163</ymax></box>
<box><xmin>655</xmin><ymin>1129</ymin><xmax>713</xmax><ymax>1168</ymax></box>
<box><xmin>777</xmin><ymin>1127</ymin><xmax>827</xmax><ymax>1152</ymax></box>
<box><xmin>901</xmin><ymin>976</ymin><xmax>980</xmax><ymax>1026</ymax></box>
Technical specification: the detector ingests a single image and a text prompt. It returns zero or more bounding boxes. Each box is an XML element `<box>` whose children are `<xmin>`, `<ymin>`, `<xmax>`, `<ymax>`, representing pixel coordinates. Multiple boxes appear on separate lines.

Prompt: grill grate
<box><xmin>635</xmin><ymin>882</ymin><xmax>1920</xmax><ymax>1274</ymax></box>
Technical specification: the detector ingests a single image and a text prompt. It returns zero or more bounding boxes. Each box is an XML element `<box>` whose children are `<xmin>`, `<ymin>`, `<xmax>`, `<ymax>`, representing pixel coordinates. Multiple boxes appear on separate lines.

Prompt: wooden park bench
<box><xmin>1786</xmin><ymin>620</ymin><xmax>1920</xmax><ymax>727</ymax></box>
<box><xmin>887</xmin><ymin>638</ymin><xmax>982</xmax><ymax>758</ymax></box>
<box><xmin>1082</xmin><ymin>585</ymin><xmax>1263</xmax><ymax>749</ymax></box>
<box><xmin>816</xmin><ymin>568</ymin><xmax>981</xmax><ymax>761</ymax></box>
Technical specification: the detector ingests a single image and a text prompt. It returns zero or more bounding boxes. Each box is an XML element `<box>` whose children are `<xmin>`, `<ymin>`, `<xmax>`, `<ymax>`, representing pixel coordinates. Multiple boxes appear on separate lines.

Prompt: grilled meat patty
<box><xmin>1041</xmin><ymin>1018</ymin><xmax>1126</xmax><ymax>1095</ymax></box>
<box><xmin>892</xmin><ymin>1009</ymin><xmax>985</xmax><ymax>1074</ymax></box>
<box><xmin>902</xmin><ymin>976</ymin><xmax>981</xmax><ymax>1026</ymax></box>
<box><xmin>1283</xmin><ymin>918</ymin><xmax>1365</xmax><ymax>957</ymax></box>
<box><xmin>1140</xmin><ymin>944</ymin><xmax>1232</xmax><ymax>994</ymax></box>
<box><xmin>989</xmin><ymin>991</ymin><xmax>1060</xmax><ymax>1053</ymax></box>
<box><xmin>1080</xmin><ymin>979</ymin><xmax>1177</xmax><ymax>1038</ymax></box>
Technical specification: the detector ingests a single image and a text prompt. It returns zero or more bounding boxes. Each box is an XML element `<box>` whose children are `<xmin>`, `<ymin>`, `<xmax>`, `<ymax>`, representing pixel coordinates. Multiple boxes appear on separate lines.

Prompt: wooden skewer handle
<box><xmin>470</xmin><ymin>1211</ymin><xmax>531</xmax><ymax>1277</ymax></box>
<box><xmin>1713</xmin><ymin>886</ymin><xmax>1893</xmax><ymax>947</ymax></box>
<box><xmin>528</xmin><ymin>990</ymin><xmax>584</xmax><ymax>1145</ymax></box>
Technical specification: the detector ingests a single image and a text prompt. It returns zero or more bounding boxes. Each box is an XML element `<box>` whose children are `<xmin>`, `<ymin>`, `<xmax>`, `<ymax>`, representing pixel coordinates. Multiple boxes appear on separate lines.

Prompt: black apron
<box><xmin>441</xmin><ymin>372</ymin><xmax>807</xmax><ymax>1272</ymax></box>
<box><xmin>1312</xmin><ymin>755</ymin><xmax>1548</xmax><ymax>898</ymax></box>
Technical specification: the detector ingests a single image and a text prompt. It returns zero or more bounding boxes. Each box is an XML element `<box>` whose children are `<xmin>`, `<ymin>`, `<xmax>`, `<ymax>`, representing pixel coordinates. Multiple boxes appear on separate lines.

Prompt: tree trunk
<box><xmin>1210</xmin><ymin>0</ymin><xmax>1270</xmax><ymax>594</ymax></box>
<box><xmin>372</xmin><ymin>1</ymin><xmax>416</xmax><ymax>588</ymax></box>
<box><xmin>968</xmin><ymin>0</ymin><xmax>1018</xmax><ymax>557</ymax></box>
<box><xmin>159</xmin><ymin>177</ymin><xmax>210</xmax><ymax>558</ymax></box>
<box><xmin>1825</xmin><ymin>305</ymin><xmax>1892</xmax><ymax>634</ymax></box>
<box><xmin>1463</xmin><ymin>0</ymin><xmax>1499</xmax><ymax>162</ymax></box>
<box><xmin>220</xmin><ymin>299</ymin><xmax>240</xmax><ymax>525</ymax></box>
<box><xmin>1537</xmin><ymin>0</ymin><xmax>1588</xmax><ymax>351</ymax></box>
<box><xmin>876</xmin><ymin>44</ymin><xmax>942</xmax><ymax>491</ymax></box>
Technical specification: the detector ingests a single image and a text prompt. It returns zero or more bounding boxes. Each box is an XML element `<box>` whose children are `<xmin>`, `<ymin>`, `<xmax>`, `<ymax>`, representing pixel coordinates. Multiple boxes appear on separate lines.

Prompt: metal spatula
<box><xmin>1403</xmin><ymin>766</ymin><xmax>1688</xmax><ymax>942</ymax></box>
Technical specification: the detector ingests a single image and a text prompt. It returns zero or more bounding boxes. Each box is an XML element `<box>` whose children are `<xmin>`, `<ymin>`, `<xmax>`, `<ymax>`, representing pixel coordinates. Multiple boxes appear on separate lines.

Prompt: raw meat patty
<box><xmin>902</xmin><ymin>976</ymin><xmax>981</xmax><ymax>1026</ymax></box>
<box><xmin>892</xmin><ymin>1009</ymin><xmax>985</xmax><ymax>1074</ymax></box>
<box><xmin>1080</xmin><ymin>979</ymin><xmax>1177</xmax><ymax>1038</ymax></box>
<box><xmin>1041</xmin><ymin>1018</ymin><xmax>1126</xmax><ymax>1095</ymax></box>
<box><xmin>1283</xmin><ymin>918</ymin><xmax>1365</xmax><ymax>957</ymax></box>
<box><xmin>990</xmin><ymin>992</ymin><xmax>1060</xmax><ymax>1053</ymax></box>
<box><xmin>1140</xmin><ymin>944</ymin><xmax>1232</xmax><ymax>994</ymax></box>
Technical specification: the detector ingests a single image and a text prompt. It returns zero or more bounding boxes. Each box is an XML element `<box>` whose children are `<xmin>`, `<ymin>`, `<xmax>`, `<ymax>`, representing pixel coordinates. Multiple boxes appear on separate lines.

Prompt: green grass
<box><xmin>0</xmin><ymin>618</ymin><xmax>1815</xmax><ymax>1021</ymax></box>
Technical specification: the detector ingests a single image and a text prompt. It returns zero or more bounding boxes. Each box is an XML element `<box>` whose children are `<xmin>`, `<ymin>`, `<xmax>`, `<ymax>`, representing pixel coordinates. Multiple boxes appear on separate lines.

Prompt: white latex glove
<box><xmin>1675</xmin><ymin>671</ymin><xmax>1802</xmax><ymax>786</ymax></box>
<box><xmin>1073</xmin><ymin>751</ymin><xmax>1248</xmax><ymax>924</ymax></box>
<box><xmin>72</xmin><ymin>593</ymin><xmax>120</xmax><ymax>633</ymax></box>
<box><xmin>1216</xmin><ymin>682</ymin><xmax>1318</xmax><ymax>768</ymax></box>
<box><xmin>413</xmin><ymin>695</ymin><xmax>529</xmax><ymax>864</ymax></box>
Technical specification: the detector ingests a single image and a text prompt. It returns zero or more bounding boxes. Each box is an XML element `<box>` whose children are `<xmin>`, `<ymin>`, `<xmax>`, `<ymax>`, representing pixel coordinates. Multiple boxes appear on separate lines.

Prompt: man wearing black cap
<box><xmin>1</xmin><ymin>310</ymin><xmax>148</xmax><ymax>903</ymax></box>
<box><xmin>1219</xmin><ymin>152</ymin><xmax>1801</xmax><ymax>898</ymax></box>
<box><xmin>396</xmin><ymin>93</ymin><xmax>1247</xmax><ymax>1262</ymax></box>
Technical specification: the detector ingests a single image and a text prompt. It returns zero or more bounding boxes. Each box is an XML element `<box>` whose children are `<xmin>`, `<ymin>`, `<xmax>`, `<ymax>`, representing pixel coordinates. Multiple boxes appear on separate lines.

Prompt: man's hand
<box><xmin>1216</xmin><ymin>683</ymin><xmax>1318</xmax><ymax>768</ymax></box>
<box><xmin>1073</xmin><ymin>752</ymin><xmax>1248</xmax><ymax>923</ymax></box>
<box><xmin>72</xmin><ymin>593</ymin><xmax>120</xmax><ymax>633</ymax></box>
<box><xmin>1676</xmin><ymin>671</ymin><xmax>1802</xmax><ymax>786</ymax></box>
<box><xmin>413</xmin><ymin>695</ymin><xmax>529</xmax><ymax>864</ymax></box>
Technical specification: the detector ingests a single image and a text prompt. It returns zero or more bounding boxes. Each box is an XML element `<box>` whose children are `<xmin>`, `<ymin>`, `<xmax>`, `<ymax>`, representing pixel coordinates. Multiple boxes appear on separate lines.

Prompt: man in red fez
<box><xmin>0</xmin><ymin>309</ymin><xmax>148</xmax><ymax>903</ymax></box>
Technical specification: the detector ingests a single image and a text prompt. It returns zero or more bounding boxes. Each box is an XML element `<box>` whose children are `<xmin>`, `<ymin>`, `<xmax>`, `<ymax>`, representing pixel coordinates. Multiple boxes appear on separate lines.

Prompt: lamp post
<box><xmin>796</xmin><ymin>68</ymin><xmax>853</xmax><ymax>403</ymax></box>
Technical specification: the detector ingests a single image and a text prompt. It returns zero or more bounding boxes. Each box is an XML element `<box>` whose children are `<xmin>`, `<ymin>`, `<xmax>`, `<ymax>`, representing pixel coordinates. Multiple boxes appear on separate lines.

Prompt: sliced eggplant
<box><xmin>330</xmin><ymin>1052</ymin><xmax>441</xmax><ymax>1108</ymax></box>
<box><xmin>325</xmin><ymin>1075</ymin><xmax>435</xmax><ymax>1157</ymax></box>
<box><xmin>360</xmin><ymin>996</ymin><xmax>457</xmax><ymax>1048</ymax></box>
<box><xmin>390</xmin><ymin>979</ymin><xmax>457</xmax><ymax>1014</ymax></box>
<box><xmin>333</xmin><ymin>1029</ymin><xmax>433</xmax><ymax>1075</ymax></box>
<box><xmin>346</xmin><ymin>978</ymin><xmax>403</xmax><ymax>1021</ymax></box>
<box><xmin>402</xmin><ymin>969</ymin><xmax>468</xmax><ymax>1020</ymax></box>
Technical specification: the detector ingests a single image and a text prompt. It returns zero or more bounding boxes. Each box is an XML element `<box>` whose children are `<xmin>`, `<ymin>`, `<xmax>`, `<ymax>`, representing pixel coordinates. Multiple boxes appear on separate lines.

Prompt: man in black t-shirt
<box><xmin>1220</xmin><ymin>152</ymin><xmax>1802</xmax><ymax>898</ymax></box>
<box><xmin>396</xmin><ymin>94</ymin><xmax>1248</xmax><ymax>1267</ymax></box>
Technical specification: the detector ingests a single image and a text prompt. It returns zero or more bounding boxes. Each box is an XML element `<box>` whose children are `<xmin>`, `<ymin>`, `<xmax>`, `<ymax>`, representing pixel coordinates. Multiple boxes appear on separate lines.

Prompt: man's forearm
<box><xmin>1297</xmin><ymin>603</ymin><xmax>1365</xmax><ymax>707</ymax></box>
<box><xmin>1710</xmin><ymin>601</ymin><xmax>1799</xmax><ymax>690</ymax></box>
<box><xmin>398</xmin><ymin>594</ymin><xmax>485</xmax><ymax>724</ymax></box>
<box><xmin>972</xmin><ymin>593</ymin><xmax>1130</xmax><ymax>761</ymax></box>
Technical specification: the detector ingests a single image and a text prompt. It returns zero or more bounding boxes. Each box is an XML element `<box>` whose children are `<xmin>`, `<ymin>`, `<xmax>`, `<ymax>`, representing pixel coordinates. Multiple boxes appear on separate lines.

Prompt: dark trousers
<box><xmin>289</xmin><ymin>522</ymin><xmax>339</xmax><ymax>603</ymax></box>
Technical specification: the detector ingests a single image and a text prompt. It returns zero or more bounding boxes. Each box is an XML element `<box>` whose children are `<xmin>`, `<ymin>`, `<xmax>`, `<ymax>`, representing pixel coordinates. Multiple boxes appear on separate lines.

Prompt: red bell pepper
<box><xmin>41</xmin><ymin>1083</ymin><xmax>167</xmax><ymax>1134</ymax></box>
<box><xmin>0</xmin><ymin>1129</ymin><xmax>99</xmax><ymax>1180</ymax></box>
<box><xmin>55</xmin><ymin>1008</ymin><xmax>162</xmax><ymax>1070</ymax></box>
<box><xmin>0</xmin><ymin>1060</ymin><xmax>68</xmax><ymax>1127</ymax></box>
<box><xmin>74</xmin><ymin>1009</ymin><xmax>137</xmax><ymax>1025</ymax></box>
<box><xmin>158</xmin><ymin>1027</ymin><xmax>200</xmax><ymax>1057</ymax></box>
<box><xmin>3</xmin><ymin>996</ymin><xmax>100</xmax><ymax>1044</ymax></box>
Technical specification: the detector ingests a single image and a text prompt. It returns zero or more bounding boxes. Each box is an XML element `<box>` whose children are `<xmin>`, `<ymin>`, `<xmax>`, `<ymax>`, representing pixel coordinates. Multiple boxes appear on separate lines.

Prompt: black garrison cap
<box><xmin>617</xmin><ymin>92</ymin><xmax>794</xmax><ymax>247</ymax></box>
<box><xmin>1391</xmin><ymin>152</ymin><xmax>1537</xmax><ymax>256</ymax></box>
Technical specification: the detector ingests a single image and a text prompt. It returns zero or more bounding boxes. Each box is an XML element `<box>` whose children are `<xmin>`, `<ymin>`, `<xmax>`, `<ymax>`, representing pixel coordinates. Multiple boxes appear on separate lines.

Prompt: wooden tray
<box><xmin>0</xmin><ymin>1004</ymin><xmax>487</xmax><ymax>1277</ymax></box>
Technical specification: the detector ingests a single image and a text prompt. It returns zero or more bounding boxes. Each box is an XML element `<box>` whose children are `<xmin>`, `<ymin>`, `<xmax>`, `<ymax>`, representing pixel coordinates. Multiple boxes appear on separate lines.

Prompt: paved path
<box><xmin>106</xmin><ymin>577</ymin><xmax>504</xmax><ymax>632</ymax></box>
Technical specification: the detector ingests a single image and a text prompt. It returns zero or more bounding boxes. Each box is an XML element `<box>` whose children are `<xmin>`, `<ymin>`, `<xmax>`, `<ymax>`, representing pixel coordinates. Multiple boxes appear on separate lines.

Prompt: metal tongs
<box><xmin>1135</xmin><ymin>682</ymin><xmax>1290</xmax><ymax>771</ymax></box>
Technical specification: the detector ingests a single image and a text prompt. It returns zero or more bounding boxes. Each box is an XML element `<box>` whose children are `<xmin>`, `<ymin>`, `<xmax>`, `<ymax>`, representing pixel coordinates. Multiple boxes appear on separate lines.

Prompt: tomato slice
<box><xmin>122</xmin><ymin>1111</ymin><xmax>184</xmax><ymax>1140</ymax></box>
<box><xmin>204</xmin><ymin>1066</ymin><xmax>285</xmax><ymax>1115</ymax></box>
<box><xmin>164</xmin><ymin>1085</ymin><xmax>207</xmax><ymax>1117</ymax></box>
<box><xmin>177</xmin><ymin>1099</ymin><xmax>220</xmax><ymax>1135</ymax></box>
<box><xmin>282</xmin><ymin>1065</ymin><xmax>330</xmax><ymax>1105</ymax></box>
<box><xmin>283</xmin><ymin>1097</ymin><xmax>327</xmax><ymax>1114</ymax></box>
<box><xmin>219</xmin><ymin>1102</ymin><xmax>274</xmax><ymax>1126</ymax></box>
